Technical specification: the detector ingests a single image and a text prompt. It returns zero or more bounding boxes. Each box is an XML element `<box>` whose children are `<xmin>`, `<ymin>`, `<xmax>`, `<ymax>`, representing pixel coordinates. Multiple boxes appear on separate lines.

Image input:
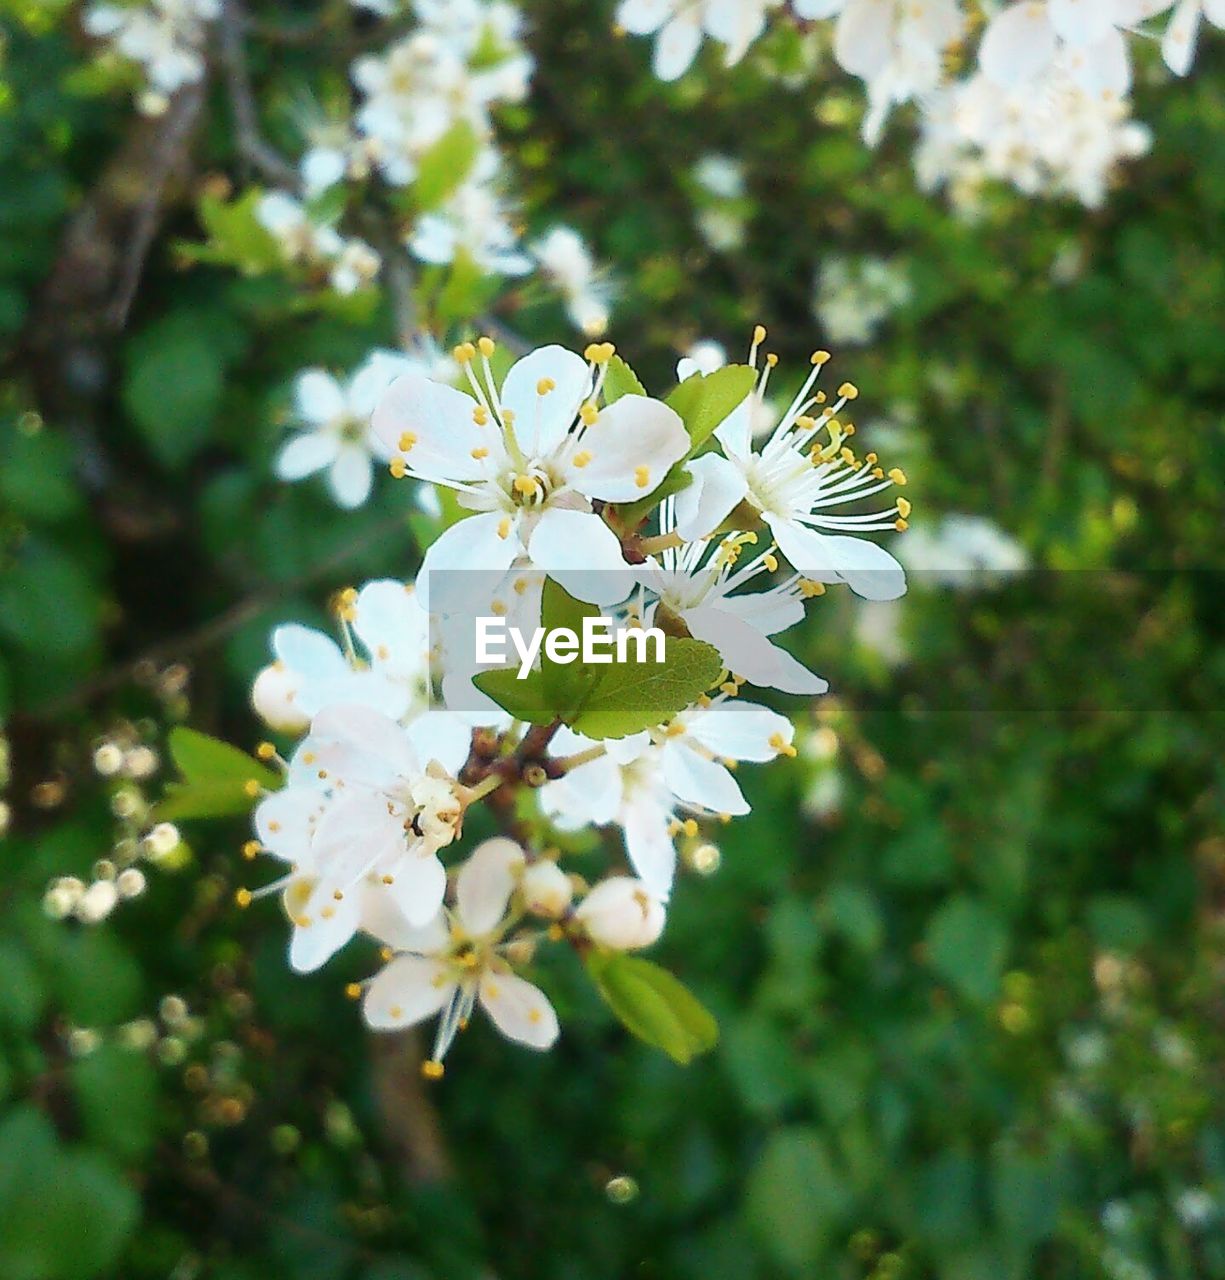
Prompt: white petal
<box><xmin>352</xmin><ymin>580</ymin><xmax>428</xmax><ymax>667</ymax></box>
<box><xmin>566</xmin><ymin>395</ymin><xmax>688</xmax><ymax>503</ymax></box>
<box><xmin>618</xmin><ymin>0</ymin><xmax>675</xmax><ymax>34</ymax></box>
<box><xmin>979</xmin><ymin>2</ymin><xmax>1058</xmax><ymax>86</ymax></box>
<box><xmin>793</xmin><ymin>0</ymin><xmax>846</xmax><ymax>14</ymax></box>
<box><xmin>382</xmin><ymin>849</ymin><xmax>449</xmax><ymax>926</ymax></box>
<box><xmin>718</xmin><ymin>589</ymin><xmax>804</xmax><ymax>636</ymax></box>
<box><xmin>457</xmin><ymin>837</ymin><xmax>526</xmax><ymax>935</ymax></box>
<box><xmin>1162</xmin><ymin>0</ymin><xmax>1201</xmax><ymax>73</ymax></box>
<box><xmin>328</xmin><ymin>447</ymin><xmax>374</xmax><ymax>509</ymax></box>
<box><xmin>1204</xmin><ymin>0</ymin><xmax>1225</xmax><ymax>26</ymax></box>
<box><xmin>310</xmin><ymin>703</ymin><xmax>421</xmax><ymax>777</ymax></box>
<box><xmin>363</xmin><ymin>955</ymin><xmax>453</xmax><ymax>1029</ymax></box>
<box><xmin>348</xmin><ymin>351</ymin><xmax>419</xmax><ymax>418</ymax></box>
<box><xmin>525</xmin><ymin>507</ymin><xmax>633</xmax><ymax>604</ymax></box>
<box><xmin>661</xmin><ymin>740</ymin><xmax>749</xmax><ymax>815</ymax></box>
<box><xmin>478</xmin><ymin>971</ymin><xmax>559</xmax><ymax>1049</ymax></box>
<box><xmin>275</xmin><ymin>432</ymin><xmax>340</xmax><ymax>481</ymax></box>
<box><xmin>712</xmin><ymin>400</ymin><xmax>754</xmax><ymax>459</ymax></box>
<box><xmin>540</xmin><ymin>755</ymin><xmax>624</xmax><ymax>827</ymax></box>
<box><xmin>403</xmin><ymin>711</ymin><xmax>473</xmax><ymax>778</ymax></box>
<box><xmin>499</xmin><ymin>346</ymin><xmax>592</xmax><ymax>458</ymax></box>
<box><xmin>834</xmin><ymin>0</ymin><xmax>893</xmax><ymax>78</ymax></box>
<box><xmin>1049</xmin><ymin>0</ymin><xmax>1116</xmax><ymax>43</ymax></box>
<box><xmin>273</xmin><ymin>624</ymin><xmax>348</xmax><ymax>681</ymax></box>
<box><xmin>359</xmin><ymin>887</ymin><xmax>449</xmax><ymax>952</ymax></box>
<box><xmin>289</xmin><ymin>894</ymin><xmax>361</xmax><ymax>973</ymax></box>
<box><xmin>417</xmin><ymin>512</ymin><xmax>522</xmax><ymax>611</ymax></box>
<box><xmin>622</xmin><ymin>794</ymin><xmax>677</xmax><ymax>899</ymax></box>
<box><xmin>654</xmin><ymin>11</ymin><xmax>704</xmax><ymax>79</ymax></box>
<box><xmin>371</xmin><ymin>373</ymin><xmax>489</xmax><ymax>483</ymax></box>
<box><xmin>673</xmin><ymin>453</ymin><xmax>749</xmax><ymax>539</ymax></box>
<box><xmin>1064</xmin><ymin>27</ymin><xmax>1131</xmax><ymax>93</ymax></box>
<box><xmin>254</xmin><ymin>788</ymin><xmax>320</xmax><ymax>862</ymax></box>
<box><xmin>704</xmin><ymin>0</ymin><xmax>767</xmax><ymax>63</ymax></box>
<box><xmin>310</xmin><ymin>793</ymin><xmax>403</xmax><ymax>887</ymax></box>
<box><xmin>294</xmin><ymin>369</ymin><xmax>347</xmax><ymax>425</ymax></box>
<box><xmin>683</xmin><ymin>605</ymin><xmax>828</xmax><ymax>694</ymax></box>
<box><xmin>683</xmin><ymin>701</ymin><xmax>795</xmax><ymax>762</ymax></box>
<box><xmin>768</xmin><ymin>518</ymin><xmax>907</xmax><ymax>601</ymax></box>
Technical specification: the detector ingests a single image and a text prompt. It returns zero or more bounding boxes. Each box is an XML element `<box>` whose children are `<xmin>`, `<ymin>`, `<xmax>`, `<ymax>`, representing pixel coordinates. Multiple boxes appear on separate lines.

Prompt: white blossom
<box><xmin>616</xmin><ymin>0</ymin><xmax>784</xmax><ymax>80</ymax></box>
<box><xmin>575</xmin><ymin>876</ymin><xmax>666</xmax><ymax>949</ymax></box>
<box><xmin>531</xmin><ymin>226</ymin><xmax>613</xmax><ymax>336</ymax></box>
<box><xmin>815</xmin><ymin>256</ymin><xmax>911</xmax><ymax>347</ymax></box>
<box><xmin>84</xmin><ymin>0</ymin><xmax>218</xmax><ymax>111</ymax></box>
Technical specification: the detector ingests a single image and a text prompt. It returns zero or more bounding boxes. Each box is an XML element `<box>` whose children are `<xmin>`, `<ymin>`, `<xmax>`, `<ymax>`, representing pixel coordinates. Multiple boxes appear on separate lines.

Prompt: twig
<box><xmin>218</xmin><ymin>0</ymin><xmax>301</xmax><ymax>189</ymax></box>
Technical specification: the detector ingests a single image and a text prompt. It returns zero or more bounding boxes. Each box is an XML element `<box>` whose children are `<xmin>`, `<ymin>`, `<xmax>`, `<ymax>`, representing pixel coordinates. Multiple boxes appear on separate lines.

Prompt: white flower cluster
<box><xmin>83</xmin><ymin>0</ymin><xmax>218</xmax><ymax>115</ymax></box>
<box><xmin>238</xmin><ymin>330</ymin><xmax>910</xmax><ymax>1073</ymax></box>
<box><xmin>255</xmin><ymin>193</ymin><xmax>382</xmax><ymax>298</ymax></box>
<box><xmin>815</xmin><ymin>256</ymin><xmax>911</xmax><ymax>347</ymax></box>
<box><xmin>617</xmin><ymin>0</ymin><xmax>1222</xmax><ymax>206</ymax></box>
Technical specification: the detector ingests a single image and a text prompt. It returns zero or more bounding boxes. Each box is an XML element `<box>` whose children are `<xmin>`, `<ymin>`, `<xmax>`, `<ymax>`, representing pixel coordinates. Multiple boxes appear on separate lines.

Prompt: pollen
<box><xmin>471</xmin><ymin>446</ymin><xmax>489</xmax><ymax>459</ymax></box>
<box><xmin>763</xmin><ymin>552</ymin><xmax>779</xmax><ymax>573</ymax></box>
<box><xmin>497</xmin><ymin>517</ymin><xmax>512</xmax><ymax>540</ymax></box>
<box><xmin>453</xmin><ymin>342</ymin><xmax>475</xmax><ymax>363</ymax></box>
<box><xmin>579</xmin><ymin>402</ymin><xmax>598</xmax><ymax>425</ymax></box>
<box><xmin>720</xmin><ymin>681</ymin><xmax>740</xmax><ymax>697</ymax></box>
<box><xmin>536</xmin><ymin>377</ymin><xmax>556</xmax><ymax>395</ymax></box>
<box><xmin>896</xmin><ymin>496</ymin><xmax>912</xmax><ymax>519</ymax></box>
<box><xmin>234</xmin><ymin>888</ymin><xmax>252</xmax><ymax>908</ymax></box>
<box><xmin>895</xmin><ymin>518</ymin><xmax>909</xmax><ymax>531</ymax></box>
<box><xmin>243</xmin><ymin>779</ymin><xmax>261</xmax><ymax>798</ymax></box>
<box><xmin>473</xmin><ymin>405</ymin><xmax>489</xmax><ymax>425</ymax></box>
<box><xmin>766</xmin><ymin>353</ymin><xmax>779</xmax><ymax>367</ymax></box>
<box><xmin>389</xmin><ymin>458</ymin><xmax>407</xmax><ymax>479</ymax></box>
<box><xmin>478</xmin><ymin>336</ymin><xmax>495</xmax><ymax>357</ymax></box>
<box><xmin>838</xmin><ymin>382</ymin><xmax>859</xmax><ymax>400</ymax></box>
<box><xmin>753</xmin><ymin>324</ymin><xmax>767</xmax><ymax>344</ymax></box>
<box><xmin>811</xmin><ymin>350</ymin><xmax>831</xmax><ymax>365</ymax></box>
<box><xmin>634</xmin><ymin>466</ymin><xmax>650</xmax><ymax>488</ymax></box>
<box><xmin>572</xmin><ymin>450</ymin><xmax>592</xmax><ymax>468</ymax></box>
<box><xmin>241</xmin><ymin>840</ymin><xmax>261</xmax><ymax>860</ymax></box>
<box><xmin>398</xmin><ymin>432</ymin><xmax>418</xmax><ymax>452</ymax></box>
<box><xmin>344</xmin><ymin>983</ymin><xmax>361</xmax><ymax>1000</ymax></box>
<box><xmin>888</xmin><ymin>467</ymin><xmax>908</xmax><ymax>486</ymax></box>
<box><xmin>256</xmin><ymin>741</ymin><xmax>275</xmax><ymax>760</ymax></box>
<box><xmin>514</xmin><ymin>477</ymin><xmax>538</xmax><ymax>500</ymax></box>
<box><xmin>769</xmin><ymin>732</ymin><xmax>798</xmax><ymax>758</ymax></box>
<box><xmin>421</xmin><ymin>1059</ymin><xmax>445</xmax><ymax>1080</ymax></box>
<box><xmin>799</xmin><ymin>579</ymin><xmax>826</xmax><ymax>598</ymax></box>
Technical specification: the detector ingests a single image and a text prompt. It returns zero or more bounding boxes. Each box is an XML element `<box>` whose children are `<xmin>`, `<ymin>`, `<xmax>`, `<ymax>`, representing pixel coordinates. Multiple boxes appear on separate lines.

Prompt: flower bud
<box><xmin>575</xmin><ymin>877</ymin><xmax>665</xmax><ymax>950</ymax></box>
<box><xmin>251</xmin><ymin>663</ymin><xmax>309</xmax><ymax>734</ymax></box>
<box><xmin>520</xmin><ymin>861</ymin><xmax>573</xmax><ymax>918</ymax></box>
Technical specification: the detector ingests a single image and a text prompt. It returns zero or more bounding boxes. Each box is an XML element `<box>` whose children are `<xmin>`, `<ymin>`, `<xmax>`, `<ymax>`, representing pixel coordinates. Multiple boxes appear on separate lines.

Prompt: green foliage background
<box><xmin>1</xmin><ymin>2</ymin><xmax>1224</xmax><ymax>1278</ymax></box>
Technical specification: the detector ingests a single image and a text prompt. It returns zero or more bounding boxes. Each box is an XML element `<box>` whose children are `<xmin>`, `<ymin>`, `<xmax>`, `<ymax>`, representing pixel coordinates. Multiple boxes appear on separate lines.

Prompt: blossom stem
<box><xmin>464</xmin><ymin>774</ymin><xmax>506</xmax><ymax>805</ymax></box>
<box><xmin>552</xmin><ymin>745</ymin><xmax>607</xmax><ymax>774</ymax></box>
<box><xmin>636</xmin><ymin>530</ymin><xmax>685</xmax><ymax>556</ymax></box>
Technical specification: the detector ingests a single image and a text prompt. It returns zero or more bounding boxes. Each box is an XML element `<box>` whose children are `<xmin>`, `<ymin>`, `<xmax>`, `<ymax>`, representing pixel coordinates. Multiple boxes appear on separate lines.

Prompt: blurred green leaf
<box><xmin>745</xmin><ymin>1127</ymin><xmax>848</xmax><ymax>1271</ymax></box>
<box><xmin>156</xmin><ymin>727</ymin><xmax>282</xmax><ymax>820</ymax></box>
<box><xmin>586</xmin><ymin>951</ymin><xmax>718</xmax><ymax>1064</ymax></box>
<box><xmin>925</xmin><ymin>895</ymin><xmax>1009</xmax><ymax>1005</ymax></box>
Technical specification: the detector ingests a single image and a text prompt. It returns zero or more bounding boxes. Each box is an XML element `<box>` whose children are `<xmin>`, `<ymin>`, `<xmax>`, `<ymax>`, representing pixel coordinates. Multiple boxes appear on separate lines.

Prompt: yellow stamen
<box><xmin>470</xmin><ymin>446</ymin><xmax>489</xmax><ymax>460</ymax></box>
<box><xmin>234</xmin><ymin>888</ymin><xmax>252</xmax><ymax>908</ymax></box>
<box><xmin>398</xmin><ymin>432</ymin><xmax>417</xmax><ymax>452</ymax></box>
<box><xmin>838</xmin><ymin>382</ymin><xmax>859</xmax><ymax>400</ymax></box>
<box><xmin>579</xmin><ymin>403</ymin><xmax>598</xmax><ymax>425</ymax></box>
<box><xmin>633</xmin><ymin>466</ymin><xmax>650</xmax><ymax>488</ymax></box>
<box><xmin>572</xmin><ymin>450</ymin><xmax>592</xmax><ymax>468</ymax></box>
<box><xmin>769</xmin><ymin>731</ymin><xmax>798</xmax><ymax>758</ymax></box>
<box><xmin>255</xmin><ymin>742</ymin><xmax>275</xmax><ymax>761</ymax></box>
<box><xmin>497</xmin><ymin>518</ymin><xmax>512</xmax><ymax>540</ymax></box>
<box><xmin>763</xmin><ymin>553</ymin><xmax>778</xmax><ymax>573</ymax></box>
<box><xmin>888</xmin><ymin>468</ymin><xmax>907</xmax><ymax>486</ymax></box>
<box><xmin>536</xmin><ymin>377</ymin><xmax>555</xmax><ymax>395</ymax></box>
<box><xmin>513</xmin><ymin>474</ymin><xmax>540</xmax><ymax>496</ymax></box>
<box><xmin>389</xmin><ymin>458</ymin><xmax>407</xmax><ymax>479</ymax></box>
<box><xmin>345</xmin><ymin>983</ymin><xmax>361</xmax><ymax>1000</ymax></box>
<box><xmin>811</xmin><ymin>350</ymin><xmax>831</xmax><ymax>365</ymax></box>
<box><xmin>478</xmin><ymin>336</ymin><xmax>495</xmax><ymax>357</ymax></box>
<box><xmin>421</xmin><ymin>1060</ymin><xmax>445</xmax><ymax>1080</ymax></box>
<box><xmin>242</xmin><ymin>841</ymin><xmax>261</xmax><ymax>860</ymax></box>
<box><xmin>896</xmin><ymin>496</ymin><xmax>912</xmax><ymax>519</ymax></box>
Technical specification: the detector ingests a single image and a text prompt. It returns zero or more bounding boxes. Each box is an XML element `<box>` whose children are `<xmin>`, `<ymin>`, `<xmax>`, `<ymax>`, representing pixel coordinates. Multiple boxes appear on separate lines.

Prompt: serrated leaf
<box><xmin>665</xmin><ymin>364</ymin><xmax>757</xmax><ymax>449</ymax></box>
<box><xmin>602</xmin><ymin>354</ymin><xmax>647</xmax><ymax>404</ymax></box>
<box><xmin>586</xmin><ymin>951</ymin><xmax>718</xmax><ymax>1064</ymax></box>
<box><xmin>472</xmin><ymin>667</ymin><xmax>556</xmax><ymax>725</ymax></box>
<box><xmin>569</xmin><ymin>636</ymin><xmax>721</xmax><ymax>739</ymax></box>
<box><xmin>538</xmin><ymin>578</ymin><xmax>604</xmax><ymax>719</ymax></box>
<box><xmin>155</xmin><ymin>727</ymin><xmax>281</xmax><ymax>821</ymax></box>
<box><xmin>414</xmin><ymin>122</ymin><xmax>482</xmax><ymax>212</ymax></box>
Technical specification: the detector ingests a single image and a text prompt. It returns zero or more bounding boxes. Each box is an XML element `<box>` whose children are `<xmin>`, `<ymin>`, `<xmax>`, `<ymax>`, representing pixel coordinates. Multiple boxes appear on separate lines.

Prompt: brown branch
<box><xmin>369</xmin><ymin>1030</ymin><xmax>452</xmax><ymax>1184</ymax></box>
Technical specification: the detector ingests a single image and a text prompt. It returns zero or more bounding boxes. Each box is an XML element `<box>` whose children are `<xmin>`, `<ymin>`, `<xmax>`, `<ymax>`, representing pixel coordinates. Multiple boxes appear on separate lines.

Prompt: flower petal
<box><xmin>683</xmin><ymin>605</ymin><xmax>828</xmax><ymax>694</ymax></box>
<box><xmin>499</xmin><ymin>345</ymin><xmax>592</xmax><ymax>458</ymax></box>
<box><xmin>622</xmin><ymin>793</ymin><xmax>677</xmax><ymax>899</ymax></box>
<box><xmin>417</xmin><ymin>511</ymin><xmax>522</xmax><ymax>611</ymax></box>
<box><xmin>371</xmin><ymin>373</ymin><xmax>489</xmax><ymax>483</ymax></box>
<box><xmin>526</xmin><ymin>507</ymin><xmax>632</xmax><ymax>604</ymax></box>
<box><xmin>654</xmin><ymin>10</ymin><xmax>704</xmax><ymax>79</ymax></box>
<box><xmin>382</xmin><ymin>849</ymin><xmax>449</xmax><ymax>927</ymax></box>
<box><xmin>1049</xmin><ymin>0</ymin><xmax>1116</xmax><ymax>44</ymax></box>
<box><xmin>328</xmin><ymin>446</ymin><xmax>374</xmax><ymax>509</ymax></box>
<box><xmin>979</xmin><ymin>2</ymin><xmax>1057</xmax><ymax>86</ymax></box>
<box><xmin>359</xmin><ymin>887</ymin><xmax>449</xmax><ymax>953</ymax></box>
<box><xmin>310</xmin><ymin>703</ymin><xmax>421</xmax><ymax>778</ymax></box>
<box><xmin>673</xmin><ymin>453</ymin><xmax>748</xmax><ymax>540</ymax></box>
<box><xmin>363</xmin><ymin>955</ymin><xmax>453</xmax><ymax>1029</ymax></box>
<box><xmin>273</xmin><ymin>625</ymin><xmax>348</xmax><ymax>680</ymax></box>
<box><xmin>566</xmin><ymin>395</ymin><xmax>688</xmax><ymax>503</ymax></box>
<box><xmin>478</xmin><ymin>971</ymin><xmax>559</xmax><ymax>1049</ymax></box>
<box><xmin>289</xmin><ymin>893</ymin><xmax>361</xmax><ymax>973</ymax></box>
<box><xmin>683</xmin><ymin>701</ymin><xmax>795</xmax><ymax>762</ymax></box>
<box><xmin>352</xmin><ymin>580</ymin><xmax>429</xmax><ymax>670</ymax></box>
<box><xmin>275</xmin><ymin>432</ymin><xmax>340</xmax><ymax>481</ymax></box>
<box><xmin>456</xmin><ymin>837</ymin><xmax>526</xmax><ymax>936</ymax></box>
<box><xmin>768</xmin><ymin>518</ymin><xmax>907</xmax><ymax>601</ymax></box>
<box><xmin>834</xmin><ymin>0</ymin><xmax>894</xmax><ymax>78</ymax></box>
<box><xmin>403</xmin><ymin>711</ymin><xmax>473</xmax><ymax>778</ymax></box>
<box><xmin>294</xmin><ymin>370</ymin><xmax>347</xmax><ymax>425</ymax></box>
<box><xmin>661</xmin><ymin>740</ymin><xmax>749</xmax><ymax>815</ymax></box>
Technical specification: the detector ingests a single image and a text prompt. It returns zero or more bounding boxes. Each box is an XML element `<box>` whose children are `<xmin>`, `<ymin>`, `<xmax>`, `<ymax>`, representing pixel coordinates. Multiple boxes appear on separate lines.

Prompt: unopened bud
<box><xmin>520</xmin><ymin>861</ymin><xmax>573</xmax><ymax>918</ymax></box>
<box><xmin>251</xmin><ymin>664</ymin><xmax>309</xmax><ymax>734</ymax></box>
<box><xmin>575</xmin><ymin>877</ymin><xmax>665</xmax><ymax>950</ymax></box>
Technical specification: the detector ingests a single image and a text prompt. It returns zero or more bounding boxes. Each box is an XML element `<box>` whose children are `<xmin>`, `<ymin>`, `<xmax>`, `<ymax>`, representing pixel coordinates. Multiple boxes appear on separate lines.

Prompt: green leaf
<box><xmin>156</xmin><ymin>727</ymin><xmax>281</xmax><ymax>821</ymax></box>
<box><xmin>187</xmin><ymin>189</ymin><xmax>284</xmax><ymax>275</ymax></box>
<box><xmin>413</xmin><ymin>122</ymin><xmax>482</xmax><ymax>211</ymax></box>
<box><xmin>925</xmin><ymin>894</ymin><xmax>1009</xmax><ymax>1005</ymax></box>
<box><xmin>586</xmin><ymin>951</ymin><xmax>718</xmax><ymax>1064</ymax></box>
<box><xmin>665</xmin><ymin>364</ymin><xmax>757</xmax><ymax>449</ymax></box>
<box><xmin>538</xmin><ymin>579</ymin><xmax>604</xmax><ymax>720</ymax></box>
<box><xmin>745</xmin><ymin>1127</ymin><xmax>849</xmax><ymax>1270</ymax></box>
<box><xmin>602</xmin><ymin>354</ymin><xmax>647</xmax><ymax>404</ymax></box>
<box><xmin>608</xmin><ymin>464</ymin><xmax>693</xmax><ymax>533</ymax></box>
<box><xmin>472</xmin><ymin>667</ymin><xmax>556</xmax><ymax>725</ymax></box>
<box><xmin>569</xmin><ymin>636</ymin><xmax>721</xmax><ymax>740</ymax></box>
<box><xmin>71</xmin><ymin>1045</ymin><xmax>159</xmax><ymax>1163</ymax></box>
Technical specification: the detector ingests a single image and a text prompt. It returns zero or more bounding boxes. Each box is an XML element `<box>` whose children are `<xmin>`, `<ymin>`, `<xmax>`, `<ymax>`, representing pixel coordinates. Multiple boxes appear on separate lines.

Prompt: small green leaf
<box><xmin>925</xmin><ymin>895</ymin><xmax>1009</xmax><ymax>1005</ymax></box>
<box><xmin>156</xmin><ymin>728</ymin><xmax>281</xmax><ymax>821</ymax></box>
<box><xmin>187</xmin><ymin>189</ymin><xmax>284</xmax><ymax>275</ymax></box>
<box><xmin>665</xmin><ymin>365</ymin><xmax>757</xmax><ymax>449</ymax></box>
<box><xmin>472</xmin><ymin>667</ymin><xmax>556</xmax><ymax>725</ymax></box>
<box><xmin>569</xmin><ymin>636</ymin><xmax>721</xmax><ymax>740</ymax></box>
<box><xmin>413</xmin><ymin>122</ymin><xmax>481</xmax><ymax>212</ymax></box>
<box><xmin>538</xmin><ymin>579</ymin><xmax>604</xmax><ymax>720</ymax></box>
<box><xmin>602</xmin><ymin>354</ymin><xmax>647</xmax><ymax>404</ymax></box>
<box><xmin>586</xmin><ymin>951</ymin><xmax>718</xmax><ymax>1064</ymax></box>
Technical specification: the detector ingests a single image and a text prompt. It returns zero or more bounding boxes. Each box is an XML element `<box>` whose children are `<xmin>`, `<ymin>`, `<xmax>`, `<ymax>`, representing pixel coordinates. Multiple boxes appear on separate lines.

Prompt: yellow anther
<box><xmin>513</xmin><ymin>577</ymin><xmax>529</xmax><ymax>594</ymax></box>
<box><xmin>331</xmin><ymin>889</ymin><xmax>344</xmax><ymax>902</ymax></box>
<box><xmin>484</xmin><ymin>980</ymin><xmax>500</xmax><ymax>997</ymax></box>
<box><xmin>896</xmin><ymin>496</ymin><xmax>912</xmax><ymax>519</ymax></box>
<box><xmin>579</xmin><ymin>402</ymin><xmax>599</xmax><ymax>425</ymax></box>
<box><xmin>242</xmin><ymin>779</ymin><xmax>261</xmax><ymax>798</ymax></box>
<box><xmin>547</xmin><ymin>922</ymin><xmax>565</xmax><ymax>942</ymax></box>
<box><xmin>815</xmin><ymin>390</ymin><xmax>827</xmax><ymax>403</ymax></box>
<box><xmin>241</xmin><ymin>840</ymin><xmax>261</xmax><ymax>860</ymax></box>
<box><xmin>572</xmin><ymin>450</ymin><xmax>592</xmax><ymax>468</ymax></box>
<box><xmin>888</xmin><ymin>468</ymin><xmax>908</xmax><ymax>486</ymax></box>
<box><xmin>294</xmin><ymin>916</ymin><xmax>312</xmax><ymax>928</ymax></box>
<box><xmin>895</xmin><ymin>518</ymin><xmax>909</xmax><ymax>531</ymax></box>
<box><xmin>234</xmin><ymin>888</ymin><xmax>252</xmax><ymax>908</ymax></box>
<box><xmin>473</xmin><ymin>405</ymin><xmax>489</xmax><ymax>426</ymax></box>
<box><xmin>840</xmin><ymin>447</ymin><xmax>856</xmax><ymax>466</ymax></box>
<box><xmin>800</xmin><ymin>579</ymin><xmax>827</xmax><ymax>598</ymax></box>
<box><xmin>344</xmin><ymin>982</ymin><xmax>361</xmax><ymax>1000</ymax></box>
<box><xmin>389</xmin><ymin>1004</ymin><xmax>403</xmax><ymax>1018</ymax></box>
<box><xmin>838</xmin><ymin>382</ymin><xmax>859</xmax><ymax>399</ymax></box>
<box><xmin>872</xmin><ymin>467</ymin><xmax>885</xmax><ymax>480</ymax></box>
<box><xmin>682</xmin><ymin>818</ymin><xmax>699</xmax><ymax>838</ymax></box>
<box><xmin>491</xmin><ymin>600</ymin><xmax>507</xmax><ymax>617</ymax></box>
<box><xmin>380</xmin><ymin>946</ymin><xmax>393</xmax><ymax>962</ymax></box>
<box><xmin>256</xmin><ymin>742</ymin><xmax>275</xmax><ymax>760</ymax></box>
<box><xmin>811</xmin><ymin>350</ymin><xmax>831</xmax><ymax>365</ymax></box>
<box><xmin>536</xmin><ymin>377</ymin><xmax>556</xmax><ymax>395</ymax></box>
<box><xmin>302</xmin><ymin>752</ymin><xmax>316</xmax><ymax>764</ymax></box>
<box><xmin>769</xmin><ymin>731</ymin><xmax>798</xmax><ymax>758</ymax></box>
<box><xmin>697</xmin><ymin>693</ymin><xmax>712</xmax><ymax>708</ymax></box>
<box><xmin>421</xmin><ymin>1060</ymin><xmax>445</xmax><ymax>1080</ymax></box>
<box><xmin>398</xmin><ymin>432</ymin><xmax>417</xmax><ymax>452</ymax></box>
<box><xmin>634</xmin><ymin>466</ymin><xmax>650</xmax><ymax>489</ymax></box>
<box><xmin>478</xmin><ymin>336</ymin><xmax>495</xmax><ymax>357</ymax></box>
<box><xmin>766</xmin><ymin>353</ymin><xmax>779</xmax><ymax>367</ymax></box>
<box><xmin>453</xmin><ymin>342</ymin><xmax>474</xmax><ymax>363</ymax></box>
<box><xmin>796</xmin><ymin>415</ymin><xmax>816</xmax><ymax>430</ymax></box>
<box><xmin>528</xmin><ymin>1007</ymin><xmax>543</xmax><ymax>1024</ymax></box>
<box><xmin>389</xmin><ymin>458</ymin><xmax>407</xmax><ymax>479</ymax></box>
<box><xmin>497</xmin><ymin>518</ymin><xmax>512</xmax><ymax>540</ymax></box>
<box><xmin>844</xmin><ymin>423</ymin><xmax>856</xmax><ymax>436</ymax></box>
<box><xmin>513</xmin><ymin>474</ymin><xmax>540</xmax><ymax>496</ymax></box>
<box><xmin>763</xmin><ymin>552</ymin><xmax>779</xmax><ymax>573</ymax></box>
<box><xmin>865</xmin><ymin>452</ymin><xmax>878</xmax><ymax>465</ymax></box>
<box><xmin>753</xmin><ymin>324</ymin><xmax>767</xmax><ymax>344</ymax></box>
<box><xmin>381</xmin><ymin>874</ymin><xmax>395</xmax><ymax>885</ymax></box>
<box><xmin>720</xmin><ymin>681</ymin><xmax>740</xmax><ymax>697</ymax></box>
<box><xmin>321</xmin><ymin>906</ymin><xmax>335</xmax><ymax>920</ymax></box>
<box><xmin>339</xmin><ymin>587</ymin><xmax>358</xmax><ymax>605</ymax></box>
<box><xmin>470</xmin><ymin>446</ymin><xmax>489</xmax><ymax>459</ymax></box>
<box><xmin>501</xmin><ymin>408</ymin><xmax>515</xmax><ymax>426</ymax></box>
